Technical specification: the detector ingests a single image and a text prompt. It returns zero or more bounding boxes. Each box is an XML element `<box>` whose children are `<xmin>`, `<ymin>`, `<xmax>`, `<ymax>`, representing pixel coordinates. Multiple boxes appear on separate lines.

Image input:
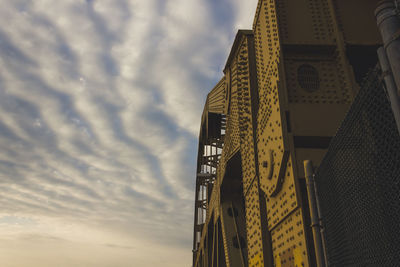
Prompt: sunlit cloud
<box><xmin>0</xmin><ymin>0</ymin><xmax>258</xmax><ymax>266</ymax></box>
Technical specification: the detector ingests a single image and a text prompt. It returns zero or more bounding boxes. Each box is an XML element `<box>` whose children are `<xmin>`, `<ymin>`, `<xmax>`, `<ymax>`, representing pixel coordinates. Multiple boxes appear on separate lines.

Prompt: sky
<box><xmin>0</xmin><ymin>0</ymin><xmax>258</xmax><ymax>266</ymax></box>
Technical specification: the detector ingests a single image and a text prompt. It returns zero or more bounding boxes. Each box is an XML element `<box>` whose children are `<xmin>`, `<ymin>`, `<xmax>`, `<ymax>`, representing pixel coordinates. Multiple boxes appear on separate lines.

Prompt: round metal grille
<box><xmin>297</xmin><ymin>64</ymin><xmax>320</xmax><ymax>92</ymax></box>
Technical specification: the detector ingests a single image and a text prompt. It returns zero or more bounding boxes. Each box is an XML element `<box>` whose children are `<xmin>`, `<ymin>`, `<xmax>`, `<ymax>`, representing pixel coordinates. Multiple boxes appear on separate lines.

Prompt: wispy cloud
<box><xmin>0</xmin><ymin>0</ymin><xmax>257</xmax><ymax>266</ymax></box>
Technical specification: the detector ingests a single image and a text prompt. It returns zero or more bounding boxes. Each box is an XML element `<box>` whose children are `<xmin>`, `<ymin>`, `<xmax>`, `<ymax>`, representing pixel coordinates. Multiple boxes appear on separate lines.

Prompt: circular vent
<box><xmin>297</xmin><ymin>64</ymin><xmax>320</xmax><ymax>92</ymax></box>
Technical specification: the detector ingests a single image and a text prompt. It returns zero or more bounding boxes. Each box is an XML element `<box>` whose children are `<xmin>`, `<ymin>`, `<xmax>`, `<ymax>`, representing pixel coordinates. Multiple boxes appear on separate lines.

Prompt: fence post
<box><xmin>304</xmin><ymin>160</ymin><xmax>326</xmax><ymax>267</ymax></box>
<box><xmin>376</xmin><ymin>0</ymin><xmax>400</xmax><ymax>93</ymax></box>
<box><xmin>377</xmin><ymin>48</ymin><xmax>400</xmax><ymax>134</ymax></box>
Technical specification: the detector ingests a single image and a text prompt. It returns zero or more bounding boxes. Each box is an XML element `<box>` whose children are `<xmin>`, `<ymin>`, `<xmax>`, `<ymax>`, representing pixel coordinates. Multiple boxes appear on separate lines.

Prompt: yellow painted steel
<box><xmin>192</xmin><ymin>1</ymin><xmax>381</xmax><ymax>266</ymax></box>
<box><xmin>207</xmin><ymin>77</ymin><xmax>227</xmax><ymax>115</ymax></box>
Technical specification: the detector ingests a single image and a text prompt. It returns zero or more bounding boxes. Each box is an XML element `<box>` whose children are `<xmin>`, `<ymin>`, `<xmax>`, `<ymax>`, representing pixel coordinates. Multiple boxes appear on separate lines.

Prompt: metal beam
<box><xmin>376</xmin><ymin>0</ymin><xmax>400</xmax><ymax>93</ymax></box>
<box><xmin>377</xmin><ymin>48</ymin><xmax>400</xmax><ymax>134</ymax></box>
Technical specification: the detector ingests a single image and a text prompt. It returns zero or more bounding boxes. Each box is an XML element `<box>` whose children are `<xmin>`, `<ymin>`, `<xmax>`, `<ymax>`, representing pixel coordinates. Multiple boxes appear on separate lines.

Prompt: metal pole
<box><xmin>378</xmin><ymin>47</ymin><xmax>400</xmax><ymax>134</ymax></box>
<box><xmin>376</xmin><ymin>0</ymin><xmax>400</xmax><ymax>94</ymax></box>
<box><xmin>304</xmin><ymin>160</ymin><xmax>326</xmax><ymax>267</ymax></box>
<box><xmin>313</xmin><ymin>171</ymin><xmax>329</xmax><ymax>267</ymax></box>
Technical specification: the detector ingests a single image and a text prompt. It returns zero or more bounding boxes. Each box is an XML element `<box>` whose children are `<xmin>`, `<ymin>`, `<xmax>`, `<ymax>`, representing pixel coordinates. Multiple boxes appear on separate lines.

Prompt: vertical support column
<box><xmin>303</xmin><ymin>160</ymin><xmax>326</xmax><ymax>267</ymax></box>
<box><xmin>377</xmin><ymin>48</ymin><xmax>400</xmax><ymax>133</ymax></box>
<box><xmin>376</xmin><ymin>0</ymin><xmax>400</xmax><ymax>93</ymax></box>
<box><xmin>376</xmin><ymin>1</ymin><xmax>400</xmax><ymax>134</ymax></box>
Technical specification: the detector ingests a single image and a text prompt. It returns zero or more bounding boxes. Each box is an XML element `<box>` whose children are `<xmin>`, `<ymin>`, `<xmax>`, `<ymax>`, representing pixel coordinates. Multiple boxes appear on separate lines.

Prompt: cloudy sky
<box><xmin>0</xmin><ymin>0</ymin><xmax>258</xmax><ymax>266</ymax></box>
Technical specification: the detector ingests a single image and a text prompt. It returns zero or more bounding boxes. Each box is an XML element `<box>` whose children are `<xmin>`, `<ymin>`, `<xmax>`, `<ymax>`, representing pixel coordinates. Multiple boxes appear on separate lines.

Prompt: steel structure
<box><xmin>192</xmin><ymin>1</ymin><xmax>387</xmax><ymax>266</ymax></box>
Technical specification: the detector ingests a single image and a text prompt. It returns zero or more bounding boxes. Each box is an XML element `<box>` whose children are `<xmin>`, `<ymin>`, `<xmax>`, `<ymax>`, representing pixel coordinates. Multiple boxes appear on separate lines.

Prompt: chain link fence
<box><xmin>314</xmin><ymin>66</ymin><xmax>400</xmax><ymax>266</ymax></box>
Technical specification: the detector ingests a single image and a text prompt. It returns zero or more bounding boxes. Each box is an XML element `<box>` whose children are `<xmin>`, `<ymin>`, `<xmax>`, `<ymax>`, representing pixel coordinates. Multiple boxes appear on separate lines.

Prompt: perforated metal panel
<box><xmin>276</xmin><ymin>0</ymin><xmax>335</xmax><ymax>45</ymax></box>
<box><xmin>194</xmin><ymin>31</ymin><xmax>261</xmax><ymax>267</ymax></box>
<box><xmin>271</xmin><ymin>209</ymin><xmax>309</xmax><ymax>267</ymax></box>
<box><xmin>264</xmin><ymin>157</ymin><xmax>297</xmax><ymax>230</ymax></box>
<box><xmin>245</xmin><ymin>180</ymin><xmax>265</xmax><ymax>267</ymax></box>
<box><xmin>253</xmin><ymin>1</ymin><xmax>311</xmax><ymax>266</ymax></box>
<box><xmin>254</xmin><ymin>0</ymin><xmax>287</xmax><ymax>201</ymax></box>
<box><xmin>237</xmin><ymin>38</ymin><xmax>257</xmax><ymax>192</ymax></box>
<box><xmin>286</xmin><ymin>59</ymin><xmax>351</xmax><ymax>104</ymax></box>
